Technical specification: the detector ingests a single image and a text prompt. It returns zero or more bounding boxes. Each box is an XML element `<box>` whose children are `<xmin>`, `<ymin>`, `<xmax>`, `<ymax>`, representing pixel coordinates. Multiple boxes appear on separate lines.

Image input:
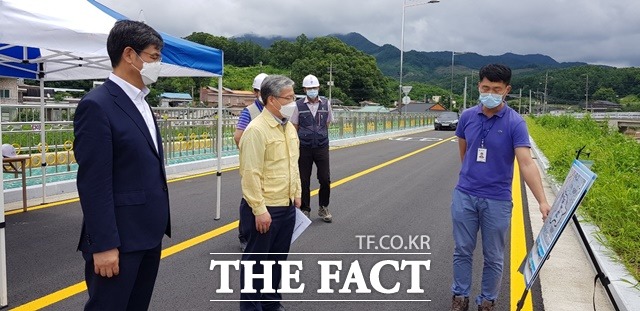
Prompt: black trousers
<box><xmin>238</xmin><ymin>198</ymin><xmax>248</xmax><ymax>243</ymax></box>
<box><xmin>239</xmin><ymin>199</ymin><xmax>295</xmax><ymax>311</ymax></box>
<box><xmin>83</xmin><ymin>243</ymin><xmax>162</xmax><ymax>311</ymax></box>
<box><xmin>298</xmin><ymin>145</ymin><xmax>331</xmax><ymax>212</ymax></box>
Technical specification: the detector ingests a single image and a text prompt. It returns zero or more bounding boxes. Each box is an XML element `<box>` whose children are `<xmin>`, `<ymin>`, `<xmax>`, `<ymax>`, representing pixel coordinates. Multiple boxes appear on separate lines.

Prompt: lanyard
<box><xmin>480</xmin><ymin>117</ymin><xmax>497</xmax><ymax>148</ymax></box>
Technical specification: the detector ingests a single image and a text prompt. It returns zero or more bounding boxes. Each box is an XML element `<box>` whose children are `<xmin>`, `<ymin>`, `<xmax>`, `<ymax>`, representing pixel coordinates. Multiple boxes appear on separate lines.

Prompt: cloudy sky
<box><xmin>100</xmin><ymin>0</ymin><xmax>640</xmax><ymax>68</ymax></box>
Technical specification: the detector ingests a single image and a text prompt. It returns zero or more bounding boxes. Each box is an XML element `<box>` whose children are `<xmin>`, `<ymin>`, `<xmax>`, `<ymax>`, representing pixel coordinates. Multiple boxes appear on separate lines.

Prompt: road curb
<box><xmin>529</xmin><ymin>137</ymin><xmax>640</xmax><ymax>311</ymax></box>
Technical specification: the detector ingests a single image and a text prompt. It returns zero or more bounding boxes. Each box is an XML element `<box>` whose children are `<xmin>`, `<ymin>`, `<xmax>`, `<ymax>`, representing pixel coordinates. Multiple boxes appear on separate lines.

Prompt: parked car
<box><xmin>434</xmin><ymin>111</ymin><xmax>459</xmax><ymax>131</ymax></box>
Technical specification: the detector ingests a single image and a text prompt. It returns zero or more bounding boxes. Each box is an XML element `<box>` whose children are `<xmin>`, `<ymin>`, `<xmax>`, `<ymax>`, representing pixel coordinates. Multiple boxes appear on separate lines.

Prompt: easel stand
<box><xmin>570</xmin><ymin>214</ymin><xmax>619</xmax><ymax>311</ymax></box>
<box><xmin>516</xmin><ymin>145</ymin><xmax>620</xmax><ymax>311</ymax></box>
<box><xmin>516</xmin><ymin>215</ymin><xmax>619</xmax><ymax>311</ymax></box>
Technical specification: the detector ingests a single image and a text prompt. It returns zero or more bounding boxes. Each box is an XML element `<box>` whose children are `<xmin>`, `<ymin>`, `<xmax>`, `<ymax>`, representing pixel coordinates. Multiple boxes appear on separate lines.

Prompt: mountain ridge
<box><xmin>233</xmin><ymin>32</ymin><xmax>587</xmax><ymax>83</ymax></box>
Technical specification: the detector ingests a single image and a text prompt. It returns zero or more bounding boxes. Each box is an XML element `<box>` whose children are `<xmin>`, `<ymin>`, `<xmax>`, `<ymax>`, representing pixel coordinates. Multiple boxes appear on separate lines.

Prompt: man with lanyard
<box><xmin>290</xmin><ymin>74</ymin><xmax>334</xmax><ymax>222</ymax></box>
<box><xmin>234</xmin><ymin>73</ymin><xmax>268</xmax><ymax>251</ymax></box>
<box><xmin>449</xmin><ymin>64</ymin><xmax>551</xmax><ymax>311</ymax></box>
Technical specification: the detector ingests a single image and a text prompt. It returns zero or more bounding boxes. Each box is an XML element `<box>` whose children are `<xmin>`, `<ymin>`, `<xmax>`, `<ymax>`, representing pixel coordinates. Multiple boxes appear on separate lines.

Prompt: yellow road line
<box><xmin>4</xmin><ymin>198</ymin><xmax>80</xmax><ymax>215</ymax></box>
<box><xmin>10</xmin><ymin>221</ymin><xmax>240</xmax><ymax>311</ymax></box>
<box><xmin>166</xmin><ymin>166</ymin><xmax>238</xmax><ymax>183</ymax></box>
<box><xmin>4</xmin><ymin>129</ymin><xmax>430</xmax><ymax>216</ymax></box>
<box><xmin>3</xmin><ymin>167</ymin><xmax>239</xmax><ymax>216</ymax></box>
<box><xmin>323</xmin><ymin>137</ymin><xmax>455</xmax><ymax>191</ymax></box>
<box><xmin>160</xmin><ymin>221</ymin><xmax>239</xmax><ymax>258</ymax></box>
<box><xmin>510</xmin><ymin>161</ymin><xmax>533</xmax><ymax>311</ymax></box>
<box><xmin>10</xmin><ymin>136</ymin><xmax>454</xmax><ymax>310</ymax></box>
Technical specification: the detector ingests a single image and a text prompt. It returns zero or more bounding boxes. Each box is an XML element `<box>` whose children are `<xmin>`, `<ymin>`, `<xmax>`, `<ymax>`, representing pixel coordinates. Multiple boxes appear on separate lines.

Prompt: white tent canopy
<box><xmin>0</xmin><ymin>0</ymin><xmax>223</xmax><ymax>79</ymax></box>
<box><xmin>0</xmin><ymin>0</ymin><xmax>225</xmax><ymax>307</ymax></box>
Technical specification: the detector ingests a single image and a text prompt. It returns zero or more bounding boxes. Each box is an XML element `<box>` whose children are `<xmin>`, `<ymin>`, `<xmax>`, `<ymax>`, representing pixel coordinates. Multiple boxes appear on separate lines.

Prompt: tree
<box><xmin>185</xmin><ymin>32</ymin><xmax>266</xmax><ymax>67</ymax></box>
<box><xmin>268</xmin><ymin>40</ymin><xmax>298</xmax><ymax>69</ymax></box>
<box><xmin>282</xmin><ymin>36</ymin><xmax>394</xmax><ymax>106</ymax></box>
<box><xmin>592</xmin><ymin>87</ymin><xmax>618</xmax><ymax>103</ymax></box>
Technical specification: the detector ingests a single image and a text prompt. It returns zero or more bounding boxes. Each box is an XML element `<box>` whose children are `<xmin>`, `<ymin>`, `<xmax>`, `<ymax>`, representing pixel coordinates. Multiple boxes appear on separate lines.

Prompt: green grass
<box><xmin>527</xmin><ymin>115</ymin><xmax>640</xmax><ymax>283</ymax></box>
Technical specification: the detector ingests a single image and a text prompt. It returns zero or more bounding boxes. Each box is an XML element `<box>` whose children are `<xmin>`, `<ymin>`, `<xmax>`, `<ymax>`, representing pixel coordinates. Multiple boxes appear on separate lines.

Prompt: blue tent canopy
<box><xmin>88</xmin><ymin>0</ymin><xmax>223</xmax><ymax>77</ymax></box>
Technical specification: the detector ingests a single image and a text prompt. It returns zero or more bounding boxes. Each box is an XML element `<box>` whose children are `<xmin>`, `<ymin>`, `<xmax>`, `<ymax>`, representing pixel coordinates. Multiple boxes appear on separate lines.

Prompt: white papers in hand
<box><xmin>291</xmin><ymin>208</ymin><xmax>312</xmax><ymax>245</ymax></box>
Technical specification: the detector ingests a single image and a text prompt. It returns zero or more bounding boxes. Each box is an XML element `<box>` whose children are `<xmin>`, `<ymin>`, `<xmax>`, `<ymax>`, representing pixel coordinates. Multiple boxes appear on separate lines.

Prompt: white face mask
<box><xmin>279</xmin><ymin>102</ymin><xmax>297</xmax><ymax>119</ymax></box>
<box><xmin>132</xmin><ymin>54</ymin><xmax>162</xmax><ymax>85</ymax></box>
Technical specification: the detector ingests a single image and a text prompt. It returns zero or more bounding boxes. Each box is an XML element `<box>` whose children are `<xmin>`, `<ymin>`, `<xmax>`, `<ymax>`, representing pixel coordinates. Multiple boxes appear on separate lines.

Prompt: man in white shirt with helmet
<box><xmin>290</xmin><ymin>74</ymin><xmax>334</xmax><ymax>222</ymax></box>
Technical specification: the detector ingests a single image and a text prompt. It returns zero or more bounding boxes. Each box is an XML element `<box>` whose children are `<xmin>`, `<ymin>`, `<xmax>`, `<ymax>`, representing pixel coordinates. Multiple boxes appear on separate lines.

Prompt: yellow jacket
<box><xmin>239</xmin><ymin>109</ymin><xmax>302</xmax><ymax>215</ymax></box>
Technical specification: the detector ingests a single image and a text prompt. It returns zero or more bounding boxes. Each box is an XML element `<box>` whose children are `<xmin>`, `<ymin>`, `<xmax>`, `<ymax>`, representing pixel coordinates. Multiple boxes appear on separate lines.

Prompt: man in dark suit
<box><xmin>73</xmin><ymin>20</ymin><xmax>171</xmax><ymax>310</ymax></box>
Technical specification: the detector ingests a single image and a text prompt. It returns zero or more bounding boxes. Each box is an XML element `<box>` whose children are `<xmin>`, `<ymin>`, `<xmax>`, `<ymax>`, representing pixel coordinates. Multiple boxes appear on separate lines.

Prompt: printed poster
<box><xmin>520</xmin><ymin>159</ymin><xmax>597</xmax><ymax>289</ymax></box>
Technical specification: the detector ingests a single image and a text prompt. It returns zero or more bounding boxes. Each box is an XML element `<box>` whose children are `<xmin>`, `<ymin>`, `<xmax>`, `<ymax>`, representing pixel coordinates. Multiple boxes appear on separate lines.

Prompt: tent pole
<box><xmin>39</xmin><ymin>78</ymin><xmax>47</xmax><ymax>204</ymax></box>
<box><xmin>215</xmin><ymin>77</ymin><xmax>222</xmax><ymax>220</ymax></box>
<box><xmin>0</xmin><ymin>103</ymin><xmax>8</xmax><ymax>307</ymax></box>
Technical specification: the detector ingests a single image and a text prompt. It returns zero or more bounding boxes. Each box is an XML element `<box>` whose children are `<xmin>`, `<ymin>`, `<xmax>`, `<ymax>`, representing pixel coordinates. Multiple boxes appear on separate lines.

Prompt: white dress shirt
<box><xmin>108</xmin><ymin>73</ymin><xmax>158</xmax><ymax>152</ymax></box>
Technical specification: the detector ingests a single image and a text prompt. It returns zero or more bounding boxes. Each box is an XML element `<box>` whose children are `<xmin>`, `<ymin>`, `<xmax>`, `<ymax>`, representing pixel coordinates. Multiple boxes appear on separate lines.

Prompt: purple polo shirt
<box><xmin>236</xmin><ymin>99</ymin><xmax>264</xmax><ymax>131</ymax></box>
<box><xmin>455</xmin><ymin>103</ymin><xmax>531</xmax><ymax>201</ymax></box>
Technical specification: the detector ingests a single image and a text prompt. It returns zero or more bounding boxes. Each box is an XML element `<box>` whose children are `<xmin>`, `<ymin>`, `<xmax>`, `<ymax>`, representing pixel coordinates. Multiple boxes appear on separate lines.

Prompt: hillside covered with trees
<box><xmin>41</xmin><ymin>32</ymin><xmax>640</xmax><ymax>111</ymax></box>
<box><xmin>185</xmin><ymin>32</ymin><xmax>640</xmax><ymax>110</ymax></box>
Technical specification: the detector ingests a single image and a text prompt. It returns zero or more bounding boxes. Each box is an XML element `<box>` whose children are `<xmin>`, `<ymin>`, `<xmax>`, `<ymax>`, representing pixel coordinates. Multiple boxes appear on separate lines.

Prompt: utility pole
<box><xmin>585</xmin><ymin>74</ymin><xmax>590</xmax><ymax>112</ymax></box>
<box><xmin>469</xmin><ymin>70</ymin><xmax>477</xmax><ymax>103</ymax></box>
<box><xmin>450</xmin><ymin>51</ymin><xmax>467</xmax><ymax>109</ymax></box>
<box><xmin>535</xmin><ymin>88</ymin><xmax>540</xmax><ymax>113</ymax></box>
<box><xmin>462</xmin><ymin>76</ymin><xmax>468</xmax><ymax>110</ymax></box>
<box><xmin>519</xmin><ymin>88</ymin><xmax>522</xmax><ymax>114</ymax></box>
<box><xmin>529</xmin><ymin>90</ymin><xmax>532</xmax><ymax>115</ymax></box>
<box><xmin>328</xmin><ymin>61</ymin><xmax>334</xmax><ymax>105</ymax></box>
<box><xmin>450</xmin><ymin>51</ymin><xmax>454</xmax><ymax>108</ymax></box>
<box><xmin>543</xmin><ymin>71</ymin><xmax>549</xmax><ymax>114</ymax></box>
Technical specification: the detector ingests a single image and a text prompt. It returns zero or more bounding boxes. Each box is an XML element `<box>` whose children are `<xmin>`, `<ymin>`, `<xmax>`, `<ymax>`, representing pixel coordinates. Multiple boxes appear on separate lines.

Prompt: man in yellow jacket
<box><xmin>238</xmin><ymin>74</ymin><xmax>301</xmax><ymax>311</ymax></box>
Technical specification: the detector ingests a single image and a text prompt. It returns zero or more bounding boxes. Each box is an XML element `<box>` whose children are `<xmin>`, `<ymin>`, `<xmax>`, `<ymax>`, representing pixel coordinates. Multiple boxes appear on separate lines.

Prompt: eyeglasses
<box><xmin>138</xmin><ymin>50</ymin><xmax>162</xmax><ymax>63</ymax></box>
<box><xmin>275</xmin><ymin>95</ymin><xmax>296</xmax><ymax>102</ymax></box>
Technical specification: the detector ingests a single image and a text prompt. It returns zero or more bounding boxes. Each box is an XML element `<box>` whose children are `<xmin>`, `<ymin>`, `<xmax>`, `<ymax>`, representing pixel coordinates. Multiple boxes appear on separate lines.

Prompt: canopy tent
<box><xmin>0</xmin><ymin>0</ymin><xmax>223</xmax><ymax>79</ymax></box>
<box><xmin>0</xmin><ymin>0</ymin><xmax>225</xmax><ymax>307</ymax></box>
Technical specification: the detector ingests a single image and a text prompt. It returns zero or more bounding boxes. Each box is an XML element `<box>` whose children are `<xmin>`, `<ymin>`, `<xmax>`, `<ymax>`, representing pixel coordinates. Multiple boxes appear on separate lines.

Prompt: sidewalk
<box><xmin>525</xmin><ymin>173</ymin><xmax>614</xmax><ymax>310</ymax></box>
<box><xmin>529</xmin><ymin>143</ymin><xmax>639</xmax><ymax>311</ymax></box>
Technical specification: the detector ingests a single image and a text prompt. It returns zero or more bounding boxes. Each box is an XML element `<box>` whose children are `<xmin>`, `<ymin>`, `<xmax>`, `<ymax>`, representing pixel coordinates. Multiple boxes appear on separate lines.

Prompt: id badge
<box><xmin>477</xmin><ymin>148</ymin><xmax>487</xmax><ymax>162</ymax></box>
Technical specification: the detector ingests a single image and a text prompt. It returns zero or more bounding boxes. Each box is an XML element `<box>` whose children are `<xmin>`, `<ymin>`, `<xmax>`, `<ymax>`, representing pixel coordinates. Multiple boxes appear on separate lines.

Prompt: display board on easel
<box><xmin>516</xmin><ymin>159</ymin><xmax>597</xmax><ymax>310</ymax></box>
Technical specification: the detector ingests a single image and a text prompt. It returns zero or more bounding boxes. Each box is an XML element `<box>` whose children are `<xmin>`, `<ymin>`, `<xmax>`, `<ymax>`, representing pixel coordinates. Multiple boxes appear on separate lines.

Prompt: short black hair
<box><xmin>479</xmin><ymin>64</ymin><xmax>512</xmax><ymax>85</ymax></box>
<box><xmin>106</xmin><ymin>20</ymin><xmax>164</xmax><ymax>68</ymax></box>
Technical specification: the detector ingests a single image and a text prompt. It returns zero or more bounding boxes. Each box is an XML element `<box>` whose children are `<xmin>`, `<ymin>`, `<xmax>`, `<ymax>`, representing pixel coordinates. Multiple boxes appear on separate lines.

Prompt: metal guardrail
<box><xmin>566</xmin><ymin>112</ymin><xmax>640</xmax><ymax>120</ymax></box>
<box><xmin>1</xmin><ymin>104</ymin><xmax>434</xmax><ymax>189</ymax></box>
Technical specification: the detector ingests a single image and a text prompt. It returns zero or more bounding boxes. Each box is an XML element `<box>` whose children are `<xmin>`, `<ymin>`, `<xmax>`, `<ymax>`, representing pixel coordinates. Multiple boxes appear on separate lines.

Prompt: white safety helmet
<box><xmin>302</xmin><ymin>74</ymin><xmax>320</xmax><ymax>88</ymax></box>
<box><xmin>252</xmin><ymin>73</ymin><xmax>268</xmax><ymax>90</ymax></box>
<box><xmin>2</xmin><ymin>144</ymin><xmax>17</xmax><ymax>157</ymax></box>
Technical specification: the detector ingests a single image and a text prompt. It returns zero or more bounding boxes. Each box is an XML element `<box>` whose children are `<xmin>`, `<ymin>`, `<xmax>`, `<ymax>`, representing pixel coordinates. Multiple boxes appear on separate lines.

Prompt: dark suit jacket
<box><xmin>74</xmin><ymin>78</ymin><xmax>171</xmax><ymax>254</ymax></box>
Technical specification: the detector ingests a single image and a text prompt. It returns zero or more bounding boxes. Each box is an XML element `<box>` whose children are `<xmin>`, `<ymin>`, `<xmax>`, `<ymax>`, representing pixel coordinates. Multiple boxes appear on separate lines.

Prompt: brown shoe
<box><xmin>477</xmin><ymin>299</ymin><xmax>494</xmax><ymax>311</ymax></box>
<box><xmin>451</xmin><ymin>295</ymin><xmax>469</xmax><ymax>311</ymax></box>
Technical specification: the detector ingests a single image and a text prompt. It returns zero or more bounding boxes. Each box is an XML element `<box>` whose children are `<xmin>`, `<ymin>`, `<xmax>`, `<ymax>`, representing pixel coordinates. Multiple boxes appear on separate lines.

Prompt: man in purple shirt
<box><xmin>450</xmin><ymin>64</ymin><xmax>551</xmax><ymax>311</ymax></box>
<box><xmin>234</xmin><ymin>73</ymin><xmax>268</xmax><ymax>251</ymax></box>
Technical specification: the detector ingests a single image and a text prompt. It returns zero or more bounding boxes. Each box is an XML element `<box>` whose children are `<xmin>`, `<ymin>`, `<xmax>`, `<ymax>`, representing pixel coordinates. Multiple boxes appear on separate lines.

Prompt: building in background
<box><xmin>200</xmin><ymin>86</ymin><xmax>255</xmax><ymax>115</ymax></box>
<box><xmin>160</xmin><ymin>92</ymin><xmax>192</xmax><ymax>107</ymax></box>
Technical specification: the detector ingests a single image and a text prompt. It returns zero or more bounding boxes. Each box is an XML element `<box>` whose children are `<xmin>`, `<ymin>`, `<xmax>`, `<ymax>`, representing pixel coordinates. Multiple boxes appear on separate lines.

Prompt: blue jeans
<box><xmin>450</xmin><ymin>188</ymin><xmax>513</xmax><ymax>306</ymax></box>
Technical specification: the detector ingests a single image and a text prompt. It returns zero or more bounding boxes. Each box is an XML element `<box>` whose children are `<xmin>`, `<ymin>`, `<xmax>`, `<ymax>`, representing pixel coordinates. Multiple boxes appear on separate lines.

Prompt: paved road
<box><xmin>4</xmin><ymin>130</ymin><xmax>544</xmax><ymax>310</ymax></box>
